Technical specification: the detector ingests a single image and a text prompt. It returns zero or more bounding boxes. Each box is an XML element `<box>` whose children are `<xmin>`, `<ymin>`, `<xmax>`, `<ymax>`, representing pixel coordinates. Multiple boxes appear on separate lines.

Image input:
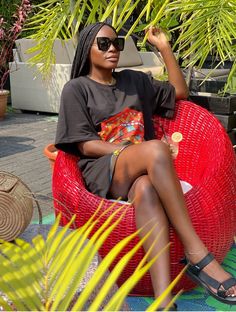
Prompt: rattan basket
<box><xmin>0</xmin><ymin>171</ymin><xmax>34</xmax><ymax>241</ymax></box>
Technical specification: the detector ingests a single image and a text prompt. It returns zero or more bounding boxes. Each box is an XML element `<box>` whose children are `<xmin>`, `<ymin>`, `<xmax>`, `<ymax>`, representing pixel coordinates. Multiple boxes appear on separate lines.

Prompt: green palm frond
<box><xmin>164</xmin><ymin>0</ymin><xmax>236</xmax><ymax>86</ymax></box>
<box><xmin>23</xmin><ymin>0</ymin><xmax>236</xmax><ymax>87</ymax></box>
<box><xmin>0</xmin><ymin>201</ymin><xmax>184</xmax><ymax>311</ymax></box>
<box><xmin>24</xmin><ymin>0</ymin><xmax>73</xmax><ymax>77</ymax></box>
<box><xmin>23</xmin><ymin>0</ymin><xmax>161</xmax><ymax>79</ymax></box>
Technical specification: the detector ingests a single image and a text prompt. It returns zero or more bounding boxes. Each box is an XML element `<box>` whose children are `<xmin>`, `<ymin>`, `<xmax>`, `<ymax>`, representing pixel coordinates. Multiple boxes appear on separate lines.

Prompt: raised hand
<box><xmin>146</xmin><ymin>26</ymin><xmax>171</xmax><ymax>52</ymax></box>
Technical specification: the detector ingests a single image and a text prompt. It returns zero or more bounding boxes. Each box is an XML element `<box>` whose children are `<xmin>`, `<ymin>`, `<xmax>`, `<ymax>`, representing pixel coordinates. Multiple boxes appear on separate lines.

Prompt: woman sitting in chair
<box><xmin>55</xmin><ymin>22</ymin><xmax>236</xmax><ymax>309</ymax></box>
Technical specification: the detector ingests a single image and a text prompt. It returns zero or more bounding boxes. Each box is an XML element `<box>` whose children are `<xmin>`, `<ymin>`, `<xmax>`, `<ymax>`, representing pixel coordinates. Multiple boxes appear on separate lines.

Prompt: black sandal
<box><xmin>182</xmin><ymin>253</ymin><xmax>236</xmax><ymax>305</ymax></box>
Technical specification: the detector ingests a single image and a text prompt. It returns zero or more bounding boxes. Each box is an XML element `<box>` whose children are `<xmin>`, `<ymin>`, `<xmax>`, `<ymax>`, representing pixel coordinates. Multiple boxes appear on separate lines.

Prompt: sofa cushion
<box><xmin>15</xmin><ymin>38</ymin><xmax>39</xmax><ymax>62</ymax></box>
<box><xmin>65</xmin><ymin>38</ymin><xmax>76</xmax><ymax>63</ymax></box>
<box><xmin>117</xmin><ymin>36</ymin><xmax>143</xmax><ymax>68</ymax></box>
<box><xmin>15</xmin><ymin>38</ymin><xmax>71</xmax><ymax>64</ymax></box>
<box><xmin>53</xmin><ymin>39</ymin><xmax>71</xmax><ymax>64</ymax></box>
<box><xmin>116</xmin><ymin>64</ymin><xmax>163</xmax><ymax>77</ymax></box>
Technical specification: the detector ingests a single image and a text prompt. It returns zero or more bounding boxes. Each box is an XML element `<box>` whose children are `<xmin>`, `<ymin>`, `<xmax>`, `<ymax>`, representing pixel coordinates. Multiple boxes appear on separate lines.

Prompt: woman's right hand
<box><xmin>146</xmin><ymin>26</ymin><xmax>171</xmax><ymax>53</ymax></box>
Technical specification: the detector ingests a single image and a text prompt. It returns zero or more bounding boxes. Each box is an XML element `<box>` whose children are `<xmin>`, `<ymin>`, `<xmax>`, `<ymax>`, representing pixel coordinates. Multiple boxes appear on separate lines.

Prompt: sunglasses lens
<box><xmin>113</xmin><ymin>38</ymin><xmax>125</xmax><ymax>51</ymax></box>
<box><xmin>97</xmin><ymin>38</ymin><xmax>110</xmax><ymax>51</ymax></box>
<box><xmin>96</xmin><ymin>37</ymin><xmax>125</xmax><ymax>51</ymax></box>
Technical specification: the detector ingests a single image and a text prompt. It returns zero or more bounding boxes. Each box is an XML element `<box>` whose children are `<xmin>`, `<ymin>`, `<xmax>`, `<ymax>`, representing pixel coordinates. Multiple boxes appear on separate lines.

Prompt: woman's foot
<box><xmin>184</xmin><ymin>250</ymin><xmax>236</xmax><ymax>302</ymax></box>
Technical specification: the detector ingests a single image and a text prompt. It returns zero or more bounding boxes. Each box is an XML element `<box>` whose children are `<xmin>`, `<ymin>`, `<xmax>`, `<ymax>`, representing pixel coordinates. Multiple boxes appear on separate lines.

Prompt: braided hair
<box><xmin>70</xmin><ymin>22</ymin><xmax>117</xmax><ymax>79</ymax></box>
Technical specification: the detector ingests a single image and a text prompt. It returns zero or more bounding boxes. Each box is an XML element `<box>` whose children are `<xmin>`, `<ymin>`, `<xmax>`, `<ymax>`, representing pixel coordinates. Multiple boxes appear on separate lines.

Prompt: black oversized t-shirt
<box><xmin>55</xmin><ymin>69</ymin><xmax>175</xmax><ymax>198</ymax></box>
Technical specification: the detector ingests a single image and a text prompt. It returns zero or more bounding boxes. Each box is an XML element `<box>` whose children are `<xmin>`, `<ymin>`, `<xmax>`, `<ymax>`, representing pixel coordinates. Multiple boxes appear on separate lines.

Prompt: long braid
<box><xmin>70</xmin><ymin>22</ymin><xmax>117</xmax><ymax>80</ymax></box>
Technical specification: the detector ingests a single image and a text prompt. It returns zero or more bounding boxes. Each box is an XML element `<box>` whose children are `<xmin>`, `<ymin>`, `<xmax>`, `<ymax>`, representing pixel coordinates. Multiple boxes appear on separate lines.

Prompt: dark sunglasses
<box><xmin>96</xmin><ymin>37</ymin><xmax>125</xmax><ymax>52</ymax></box>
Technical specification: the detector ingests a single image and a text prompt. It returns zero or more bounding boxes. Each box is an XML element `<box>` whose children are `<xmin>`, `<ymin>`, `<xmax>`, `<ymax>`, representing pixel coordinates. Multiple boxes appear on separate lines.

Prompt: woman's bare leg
<box><xmin>128</xmin><ymin>175</ymin><xmax>172</xmax><ymax>306</ymax></box>
<box><xmin>109</xmin><ymin>140</ymin><xmax>236</xmax><ymax>296</ymax></box>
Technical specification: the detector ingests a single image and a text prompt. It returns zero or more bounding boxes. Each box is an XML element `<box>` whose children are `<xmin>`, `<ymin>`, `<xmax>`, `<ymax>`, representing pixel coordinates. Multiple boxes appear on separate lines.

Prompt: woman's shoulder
<box><xmin>64</xmin><ymin>76</ymin><xmax>88</xmax><ymax>87</ymax></box>
<box><xmin>62</xmin><ymin>76</ymin><xmax>89</xmax><ymax>93</ymax></box>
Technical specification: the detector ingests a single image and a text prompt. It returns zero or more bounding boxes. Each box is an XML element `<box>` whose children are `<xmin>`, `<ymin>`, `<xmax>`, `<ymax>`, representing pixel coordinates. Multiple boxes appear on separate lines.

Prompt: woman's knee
<box><xmin>143</xmin><ymin>140</ymin><xmax>172</xmax><ymax>165</ymax></box>
<box><xmin>129</xmin><ymin>176</ymin><xmax>167</xmax><ymax>227</ymax></box>
<box><xmin>129</xmin><ymin>175</ymin><xmax>159</xmax><ymax>205</ymax></box>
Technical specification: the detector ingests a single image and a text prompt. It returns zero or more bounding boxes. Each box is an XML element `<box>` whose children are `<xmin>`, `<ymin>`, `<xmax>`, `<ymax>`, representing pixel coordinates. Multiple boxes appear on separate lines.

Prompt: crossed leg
<box><xmin>127</xmin><ymin>175</ymin><xmax>173</xmax><ymax>305</ymax></box>
<box><xmin>109</xmin><ymin>140</ymin><xmax>236</xmax><ymax>306</ymax></box>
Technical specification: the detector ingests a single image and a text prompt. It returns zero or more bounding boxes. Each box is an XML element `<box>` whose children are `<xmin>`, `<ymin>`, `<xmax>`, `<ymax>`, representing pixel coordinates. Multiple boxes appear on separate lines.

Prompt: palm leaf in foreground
<box><xmin>0</xmin><ymin>201</ymin><xmax>184</xmax><ymax>311</ymax></box>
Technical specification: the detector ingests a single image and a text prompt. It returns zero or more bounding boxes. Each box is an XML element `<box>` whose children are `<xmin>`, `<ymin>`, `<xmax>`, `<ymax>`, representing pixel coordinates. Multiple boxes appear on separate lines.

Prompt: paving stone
<box><xmin>0</xmin><ymin>110</ymin><xmax>57</xmax><ymax>222</ymax></box>
<box><xmin>0</xmin><ymin>111</ymin><xmax>131</xmax><ymax>311</ymax></box>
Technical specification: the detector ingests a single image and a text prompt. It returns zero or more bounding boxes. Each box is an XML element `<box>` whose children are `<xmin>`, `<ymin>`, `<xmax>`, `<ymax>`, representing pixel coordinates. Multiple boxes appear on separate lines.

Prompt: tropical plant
<box><xmin>0</xmin><ymin>201</ymin><xmax>184</xmax><ymax>311</ymax></box>
<box><xmin>0</xmin><ymin>1</ymin><xmax>22</xmax><ymax>25</ymax></box>
<box><xmin>0</xmin><ymin>0</ymin><xmax>31</xmax><ymax>91</ymax></box>
<box><xmin>24</xmin><ymin>0</ymin><xmax>174</xmax><ymax>78</ymax></box>
<box><xmin>163</xmin><ymin>0</ymin><xmax>236</xmax><ymax>92</ymax></box>
<box><xmin>23</xmin><ymin>0</ymin><xmax>236</xmax><ymax>92</ymax></box>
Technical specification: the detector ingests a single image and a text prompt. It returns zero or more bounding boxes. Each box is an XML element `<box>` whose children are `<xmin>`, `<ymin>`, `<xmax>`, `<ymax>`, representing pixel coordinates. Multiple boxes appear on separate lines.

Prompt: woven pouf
<box><xmin>0</xmin><ymin>171</ymin><xmax>33</xmax><ymax>241</ymax></box>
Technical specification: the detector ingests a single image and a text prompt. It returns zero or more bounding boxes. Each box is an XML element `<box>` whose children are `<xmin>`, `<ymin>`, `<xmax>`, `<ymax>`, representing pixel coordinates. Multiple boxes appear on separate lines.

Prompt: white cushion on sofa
<box><xmin>15</xmin><ymin>38</ymin><xmax>39</xmax><ymax>62</ymax></box>
<box><xmin>53</xmin><ymin>39</ymin><xmax>71</xmax><ymax>64</ymax></box>
<box><xmin>15</xmin><ymin>38</ymin><xmax>71</xmax><ymax>64</ymax></box>
<box><xmin>65</xmin><ymin>38</ymin><xmax>76</xmax><ymax>63</ymax></box>
<box><xmin>117</xmin><ymin>36</ymin><xmax>143</xmax><ymax>67</ymax></box>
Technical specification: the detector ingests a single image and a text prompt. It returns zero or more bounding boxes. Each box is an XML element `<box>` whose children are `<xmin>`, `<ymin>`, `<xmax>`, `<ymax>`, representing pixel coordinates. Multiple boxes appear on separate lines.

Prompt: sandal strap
<box><xmin>221</xmin><ymin>277</ymin><xmax>236</xmax><ymax>290</ymax></box>
<box><xmin>198</xmin><ymin>270</ymin><xmax>222</xmax><ymax>290</ymax></box>
<box><xmin>189</xmin><ymin>253</ymin><xmax>214</xmax><ymax>274</ymax></box>
<box><xmin>217</xmin><ymin>278</ymin><xmax>236</xmax><ymax>298</ymax></box>
<box><xmin>157</xmin><ymin>303</ymin><xmax>178</xmax><ymax>311</ymax></box>
<box><xmin>188</xmin><ymin>253</ymin><xmax>223</xmax><ymax>289</ymax></box>
<box><xmin>184</xmin><ymin>253</ymin><xmax>236</xmax><ymax>301</ymax></box>
<box><xmin>191</xmin><ymin>264</ymin><xmax>236</xmax><ymax>298</ymax></box>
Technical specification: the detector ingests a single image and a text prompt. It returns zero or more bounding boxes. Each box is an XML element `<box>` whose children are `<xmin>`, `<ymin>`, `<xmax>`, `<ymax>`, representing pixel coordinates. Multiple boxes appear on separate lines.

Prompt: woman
<box><xmin>55</xmin><ymin>22</ymin><xmax>236</xmax><ymax>309</ymax></box>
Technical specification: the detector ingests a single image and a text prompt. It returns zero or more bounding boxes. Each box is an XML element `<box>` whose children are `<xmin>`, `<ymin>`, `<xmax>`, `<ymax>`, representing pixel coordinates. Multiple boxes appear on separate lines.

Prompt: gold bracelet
<box><xmin>113</xmin><ymin>145</ymin><xmax>128</xmax><ymax>156</ymax></box>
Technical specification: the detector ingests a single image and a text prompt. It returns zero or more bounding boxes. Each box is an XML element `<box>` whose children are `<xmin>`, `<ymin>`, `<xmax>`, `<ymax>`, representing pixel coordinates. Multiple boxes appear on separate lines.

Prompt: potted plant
<box><xmin>44</xmin><ymin>143</ymin><xmax>58</xmax><ymax>171</ymax></box>
<box><xmin>0</xmin><ymin>0</ymin><xmax>31</xmax><ymax>119</ymax></box>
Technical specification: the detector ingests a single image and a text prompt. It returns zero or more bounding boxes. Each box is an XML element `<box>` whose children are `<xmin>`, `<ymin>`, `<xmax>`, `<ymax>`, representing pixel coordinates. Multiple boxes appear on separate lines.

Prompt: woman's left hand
<box><xmin>146</xmin><ymin>26</ymin><xmax>170</xmax><ymax>52</ymax></box>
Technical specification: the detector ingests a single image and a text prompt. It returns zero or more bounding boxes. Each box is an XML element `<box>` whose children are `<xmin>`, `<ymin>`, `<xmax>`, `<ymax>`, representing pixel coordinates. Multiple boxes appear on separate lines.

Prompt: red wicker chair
<box><xmin>52</xmin><ymin>100</ymin><xmax>236</xmax><ymax>296</ymax></box>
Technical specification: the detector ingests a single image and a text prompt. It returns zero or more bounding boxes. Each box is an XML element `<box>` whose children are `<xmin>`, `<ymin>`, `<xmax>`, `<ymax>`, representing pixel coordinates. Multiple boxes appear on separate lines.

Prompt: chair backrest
<box><xmin>153</xmin><ymin>100</ymin><xmax>235</xmax><ymax>185</ymax></box>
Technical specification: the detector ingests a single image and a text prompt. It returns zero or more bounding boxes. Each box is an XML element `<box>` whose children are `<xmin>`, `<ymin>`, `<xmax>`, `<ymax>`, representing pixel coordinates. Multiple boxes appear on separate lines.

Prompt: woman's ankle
<box><xmin>185</xmin><ymin>245</ymin><xmax>208</xmax><ymax>263</ymax></box>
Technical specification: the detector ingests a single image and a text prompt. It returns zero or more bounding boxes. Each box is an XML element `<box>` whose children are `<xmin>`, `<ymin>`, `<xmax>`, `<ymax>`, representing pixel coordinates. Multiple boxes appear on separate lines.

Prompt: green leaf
<box><xmin>0</xmin><ymin>200</ymin><xmax>184</xmax><ymax>311</ymax></box>
<box><xmin>50</xmin><ymin>204</ymin><xmax>128</xmax><ymax>310</ymax></box>
<box><xmin>87</xmin><ymin>225</ymin><xmax>165</xmax><ymax>311</ymax></box>
<box><xmin>104</xmin><ymin>243</ymin><xmax>171</xmax><ymax>311</ymax></box>
<box><xmin>146</xmin><ymin>267</ymin><xmax>186</xmax><ymax>311</ymax></box>
<box><xmin>71</xmin><ymin>228</ymin><xmax>142</xmax><ymax>311</ymax></box>
<box><xmin>0</xmin><ymin>297</ymin><xmax>12</xmax><ymax>311</ymax></box>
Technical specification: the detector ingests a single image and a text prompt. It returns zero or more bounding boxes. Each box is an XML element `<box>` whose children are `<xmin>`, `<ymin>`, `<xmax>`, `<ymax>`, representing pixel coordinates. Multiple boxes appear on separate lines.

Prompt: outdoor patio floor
<box><xmin>1</xmin><ymin>107</ymin><xmax>236</xmax><ymax>311</ymax></box>
<box><xmin>0</xmin><ymin>108</ymin><xmax>58</xmax><ymax>223</ymax></box>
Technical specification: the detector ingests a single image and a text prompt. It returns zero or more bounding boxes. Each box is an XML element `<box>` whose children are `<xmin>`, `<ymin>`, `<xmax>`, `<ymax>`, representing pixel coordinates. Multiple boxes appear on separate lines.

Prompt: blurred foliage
<box><xmin>0</xmin><ymin>203</ymin><xmax>183</xmax><ymax>311</ymax></box>
<box><xmin>0</xmin><ymin>0</ymin><xmax>21</xmax><ymax>27</ymax></box>
<box><xmin>8</xmin><ymin>0</ymin><xmax>236</xmax><ymax>92</ymax></box>
<box><xmin>0</xmin><ymin>0</ymin><xmax>45</xmax><ymax>37</ymax></box>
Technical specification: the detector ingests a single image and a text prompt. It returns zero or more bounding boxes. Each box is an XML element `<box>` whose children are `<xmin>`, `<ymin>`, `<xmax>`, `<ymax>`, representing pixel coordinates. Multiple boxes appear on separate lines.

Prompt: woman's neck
<box><xmin>87</xmin><ymin>69</ymin><xmax>115</xmax><ymax>85</ymax></box>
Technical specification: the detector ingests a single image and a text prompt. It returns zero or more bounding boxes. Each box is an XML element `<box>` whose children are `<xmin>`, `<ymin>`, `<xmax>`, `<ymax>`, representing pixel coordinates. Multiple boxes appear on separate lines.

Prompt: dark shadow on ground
<box><xmin>0</xmin><ymin>136</ymin><xmax>35</xmax><ymax>157</ymax></box>
<box><xmin>0</xmin><ymin>110</ymin><xmax>58</xmax><ymax>127</ymax></box>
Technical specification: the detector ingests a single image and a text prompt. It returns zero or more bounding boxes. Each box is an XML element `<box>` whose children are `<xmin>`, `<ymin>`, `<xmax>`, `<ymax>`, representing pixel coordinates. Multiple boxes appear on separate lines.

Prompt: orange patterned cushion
<box><xmin>99</xmin><ymin>108</ymin><xmax>144</xmax><ymax>144</ymax></box>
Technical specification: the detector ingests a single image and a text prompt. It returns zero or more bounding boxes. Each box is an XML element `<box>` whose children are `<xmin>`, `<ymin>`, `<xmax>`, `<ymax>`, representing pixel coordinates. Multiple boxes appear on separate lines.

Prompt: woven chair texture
<box><xmin>52</xmin><ymin>100</ymin><xmax>236</xmax><ymax>296</ymax></box>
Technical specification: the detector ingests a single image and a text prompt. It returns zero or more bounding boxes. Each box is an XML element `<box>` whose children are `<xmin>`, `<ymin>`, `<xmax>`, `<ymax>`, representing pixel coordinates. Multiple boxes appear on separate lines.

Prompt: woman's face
<box><xmin>89</xmin><ymin>25</ymin><xmax>121</xmax><ymax>71</ymax></box>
